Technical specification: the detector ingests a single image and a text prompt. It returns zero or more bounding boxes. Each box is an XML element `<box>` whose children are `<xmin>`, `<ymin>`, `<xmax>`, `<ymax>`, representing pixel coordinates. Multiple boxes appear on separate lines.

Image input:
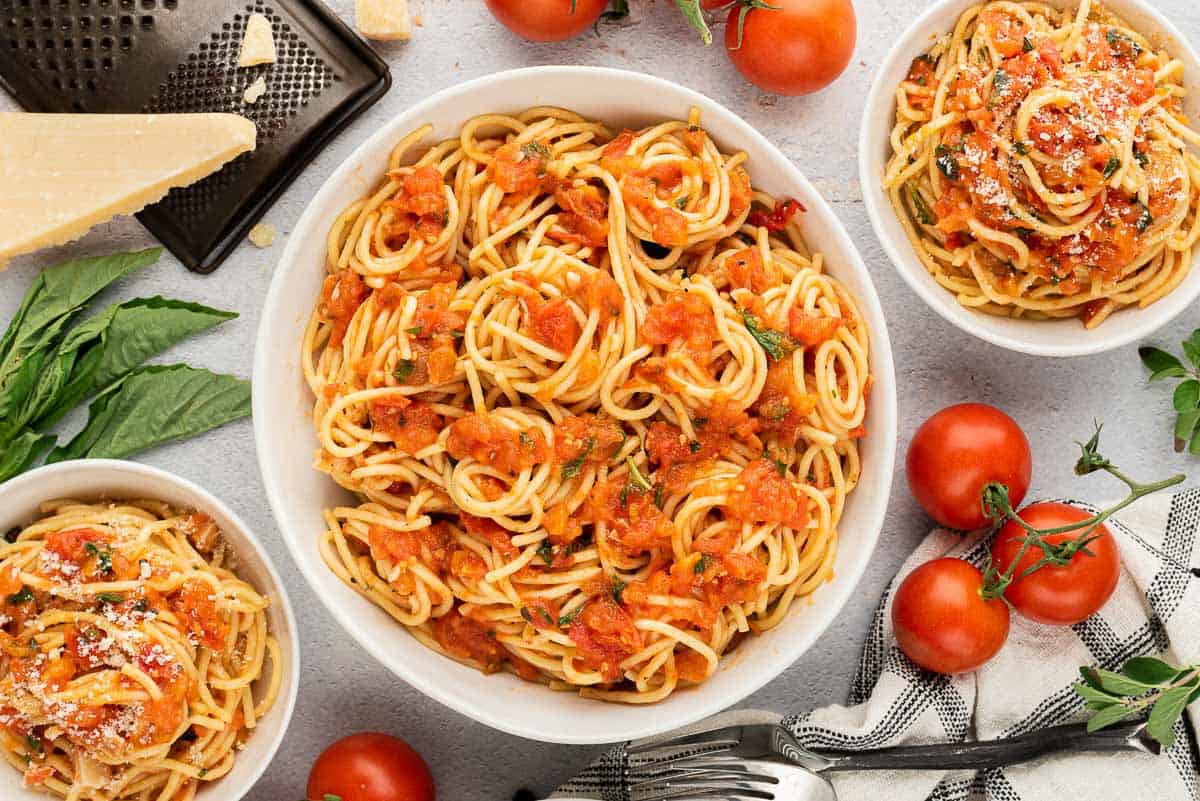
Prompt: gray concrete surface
<box><xmin>1</xmin><ymin>1</ymin><xmax>1197</xmax><ymax>798</ymax></box>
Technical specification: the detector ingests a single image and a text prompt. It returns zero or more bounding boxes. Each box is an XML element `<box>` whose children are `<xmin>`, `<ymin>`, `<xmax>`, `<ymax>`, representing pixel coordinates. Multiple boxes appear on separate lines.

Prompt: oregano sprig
<box><xmin>1138</xmin><ymin>329</ymin><xmax>1200</xmax><ymax>453</ymax></box>
<box><xmin>1074</xmin><ymin>656</ymin><xmax>1200</xmax><ymax>747</ymax></box>
<box><xmin>977</xmin><ymin>425</ymin><xmax>1184</xmax><ymax>599</ymax></box>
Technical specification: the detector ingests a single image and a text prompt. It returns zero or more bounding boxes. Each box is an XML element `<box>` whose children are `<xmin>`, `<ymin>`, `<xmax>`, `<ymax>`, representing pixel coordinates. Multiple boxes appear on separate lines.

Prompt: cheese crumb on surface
<box><xmin>243</xmin><ymin>76</ymin><xmax>268</xmax><ymax>105</ymax></box>
<box><xmin>356</xmin><ymin>0</ymin><xmax>412</xmax><ymax>41</ymax></box>
<box><xmin>248</xmin><ymin>223</ymin><xmax>278</xmax><ymax>248</ymax></box>
<box><xmin>238</xmin><ymin>13</ymin><xmax>277</xmax><ymax>67</ymax></box>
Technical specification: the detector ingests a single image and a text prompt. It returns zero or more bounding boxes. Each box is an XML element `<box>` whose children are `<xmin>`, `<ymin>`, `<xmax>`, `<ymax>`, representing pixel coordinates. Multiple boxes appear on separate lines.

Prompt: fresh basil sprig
<box><xmin>0</xmin><ymin>250</ymin><xmax>247</xmax><ymax>481</ymax></box>
<box><xmin>1138</xmin><ymin>330</ymin><xmax>1200</xmax><ymax>453</ymax></box>
<box><xmin>1074</xmin><ymin>656</ymin><xmax>1200</xmax><ymax>748</ymax></box>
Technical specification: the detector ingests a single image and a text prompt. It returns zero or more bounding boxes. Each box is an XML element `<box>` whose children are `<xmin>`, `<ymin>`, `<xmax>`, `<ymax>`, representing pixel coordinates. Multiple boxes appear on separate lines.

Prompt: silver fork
<box><xmin>550</xmin><ymin>709</ymin><xmax>1159</xmax><ymax>801</ymax></box>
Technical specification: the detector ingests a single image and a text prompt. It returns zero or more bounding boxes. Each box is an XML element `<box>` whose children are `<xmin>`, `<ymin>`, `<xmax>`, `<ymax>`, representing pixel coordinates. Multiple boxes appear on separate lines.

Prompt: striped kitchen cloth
<box><xmin>786</xmin><ymin>490</ymin><xmax>1200</xmax><ymax>801</ymax></box>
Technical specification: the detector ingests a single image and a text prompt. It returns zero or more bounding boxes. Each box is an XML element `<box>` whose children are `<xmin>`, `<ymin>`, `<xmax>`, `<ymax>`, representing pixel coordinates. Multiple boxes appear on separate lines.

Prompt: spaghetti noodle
<box><xmin>884</xmin><ymin>0</ymin><xmax>1200</xmax><ymax>327</ymax></box>
<box><xmin>304</xmin><ymin>107</ymin><xmax>871</xmax><ymax>702</ymax></box>
<box><xmin>0</xmin><ymin>500</ymin><xmax>281</xmax><ymax>800</ymax></box>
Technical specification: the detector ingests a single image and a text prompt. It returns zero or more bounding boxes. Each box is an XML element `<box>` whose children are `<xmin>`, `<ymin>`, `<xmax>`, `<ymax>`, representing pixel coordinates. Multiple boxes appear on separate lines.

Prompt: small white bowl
<box><xmin>0</xmin><ymin>460</ymin><xmax>299</xmax><ymax>801</ymax></box>
<box><xmin>859</xmin><ymin>0</ymin><xmax>1200</xmax><ymax>357</ymax></box>
<box><xmin>254</xmin><ymin>66</ymin><xmax>898</xmax><ymax>745</ymax></box>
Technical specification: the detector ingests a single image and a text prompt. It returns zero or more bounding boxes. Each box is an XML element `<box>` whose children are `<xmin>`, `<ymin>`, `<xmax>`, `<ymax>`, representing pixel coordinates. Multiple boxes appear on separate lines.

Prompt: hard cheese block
<box><xmin>0</xmin><ymin>113</ymin><xmax>257</xmax><ymax>265</ymax></box>
<box><xmin>239</xmin><ymin>13</ymin><xmax>277</xmax><ymax>67</ymax></box>
<box><xmin>356</xmin><ymin>0</ymin><xmax>411</xmax><ymax>41</ymax></box>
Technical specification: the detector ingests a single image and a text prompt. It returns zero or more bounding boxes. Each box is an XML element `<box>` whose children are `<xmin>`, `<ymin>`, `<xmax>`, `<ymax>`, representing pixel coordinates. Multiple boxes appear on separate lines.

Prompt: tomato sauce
<box><xmin>724</xmin><ymin>459</ymin><xmax>809</xmax><ymax>530</ymax></box>
<box><xmin>446</xmin><ymin>413</ymin><xmax>549</xmax><ymax>475</ymax></box>
<box><xmin>320</xmin><ymin>269</ymin><xmax>369</xmax><ymax>347</ymax></box>
<box><xmin>568</xmin><ymin>597</ymin><xmax>642</xmax><ymax>681</ymax></box>
<box><xmin>433</xmin><ymin>609</ymin><xmax>508</xmax><ymax>672</ymax></box>
<box><xmin>370</xmin><ymin>397</ymin><xmax>444</xmax><ymax>455</ymax></box>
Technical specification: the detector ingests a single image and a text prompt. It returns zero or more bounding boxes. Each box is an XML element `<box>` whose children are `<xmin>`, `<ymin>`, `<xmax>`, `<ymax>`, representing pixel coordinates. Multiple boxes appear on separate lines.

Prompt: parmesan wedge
<box><xmin>0</xmin><ymin>113</ymin><xmax>257</xmax><ymax>265</ymax></box>
<box><xmin>238</xmin><ymin>13</ymin><xmax>277</xmax><ymax>67</ymax></box>
<box><xmin>356</xmin><ymin>0</ymin><xmax>412</xmax><ymax>41</ymax></box>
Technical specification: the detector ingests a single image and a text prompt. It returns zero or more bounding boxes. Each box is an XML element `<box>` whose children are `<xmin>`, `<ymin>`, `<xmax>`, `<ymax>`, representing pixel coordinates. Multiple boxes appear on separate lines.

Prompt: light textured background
<box><xmin>2</xmin><ymin>1</ymin><xmax>1198</xmax><ymax>798</ymax></box>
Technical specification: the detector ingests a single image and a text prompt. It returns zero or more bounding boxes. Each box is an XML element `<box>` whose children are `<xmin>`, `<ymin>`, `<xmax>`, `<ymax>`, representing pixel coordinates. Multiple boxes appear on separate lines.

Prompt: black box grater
<box><xmin>0</xmin><ymin>0</ymin><xmax>391</xmax><ymax>273</ymax></box>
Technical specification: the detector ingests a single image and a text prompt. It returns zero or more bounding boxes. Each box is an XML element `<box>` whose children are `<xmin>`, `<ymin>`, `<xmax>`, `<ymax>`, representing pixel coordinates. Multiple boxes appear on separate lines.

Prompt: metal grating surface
<box><xmin>0</xmin><ymin>0</ymin><xmax>390</xmax><ymax>272</ymax></box>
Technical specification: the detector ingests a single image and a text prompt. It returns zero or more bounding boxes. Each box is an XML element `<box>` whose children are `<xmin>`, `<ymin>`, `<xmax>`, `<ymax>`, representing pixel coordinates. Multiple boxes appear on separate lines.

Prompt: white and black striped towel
<box><xmin>787</xmin><ymin>490</ymin><xmax>1200</xmax><ymax>801</ymax></box>
<box><xmin>557</xmin><ymin>490</ymin><xmax>1200</xmax><ymax>801</ymax></box>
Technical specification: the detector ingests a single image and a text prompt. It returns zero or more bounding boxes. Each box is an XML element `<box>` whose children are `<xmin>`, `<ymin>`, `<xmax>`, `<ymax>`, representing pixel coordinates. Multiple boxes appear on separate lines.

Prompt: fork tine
<box><xmin>627</xmin><ymin>709</ymin><xmax>782</xmax><ymax>752</ymax></box>
<box><xmin>627</xmin><ymin>764</ymin><xmax>771</xmax><ymax>790</ymax></box>
<box><xmin>634</xmin><ymin>779</ymin><xmax>777</xmax><ymax>801</ymax></box>
<box><xmin>628</xmin><ymin>737</ymin><xmax>740</xmax><ymax>768</ymax></box>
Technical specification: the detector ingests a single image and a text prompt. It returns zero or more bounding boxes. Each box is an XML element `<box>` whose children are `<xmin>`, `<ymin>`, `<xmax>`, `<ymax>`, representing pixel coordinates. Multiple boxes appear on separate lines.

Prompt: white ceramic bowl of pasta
<box><xmin>254</xmin><ymin>66</ymin><xmax>897</xmax><ymax>744</ymax></box>
<box><xmin>0</xmin><ymin>459</ymin><xmax>299</xmax><ymax>801</ymax></box>
<box><xmin>860</xmin><ymin>0</ymin><xmax>1200</xmax><ymax>357</ymax></box>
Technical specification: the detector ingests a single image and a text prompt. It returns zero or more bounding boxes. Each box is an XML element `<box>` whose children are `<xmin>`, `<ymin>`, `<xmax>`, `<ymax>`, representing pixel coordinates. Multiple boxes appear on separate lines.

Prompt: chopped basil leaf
<box><xmin>910</xmin><ymin>188</ymin><xmax>936</xmax><ymax>225</ymax></box>
<box><xmin>1106</xmin><ymin>29</ymin><xmax>1142</xmax><ymax>57</ymax></box>
<box><xmin>96</xmin><ymin>592</ymin><xmax>124</xmax><ymax>604</ymax></box>
<box><xmin>520</xmin><ymin>606</ymin><xmax>533</xmax><ymax>622</ymax></box>
<box><xmin>557</xmin><ymin>609</ymin><xmax>579</xmax><ymax>627</ymax></box>
<box><xmin>84</xmin><ymin>541</ymin><xmax>113</xmax><ymax>573</ymax></box>
<box><xmin>392</xmin><ymin>359</ymin><xmax>416</xmax><ymax>383</ymax></box>
<box><xmin>537</xmin><ymin>608</ymin><xmax>554</xmax><ymax>625</ymax></box>
<box><xmin>8</xmin><ymin>586</ymin><xmax>34</xmax><ymax>604</ymax></box>
<box><xmin>989</xmin><ymin>69</ymin><xmax>1011</xmax><ymax>107</ymax></box>
<box><xmin>1022</xmin><ymin>35</ymin><xmax>1034</xmax><ymax>52</ymax></box>
<box><xmin>537</xmin><ymin>541</ymin><xmax>554</xmax><ymax>566</ymax></box>
<box><xmin>1014</xmin><ymin>140</ymin><xmax>1029</xmax><ymax>156</ymax></box>
<box><xmin>1133</xmin><ymin>147</ymin><xmax>1149</xmax><ymax>167</ymax></box>
<box><xmin>674</xmin><ymin>195</ymin><xmax>690</xmax><ymax>210</ymax></box>
<box><xmin>931</xmin><ymin>145</ymin><xmax>960</xmax><ymax>181</ymax></box>
<box><xmin>1103</xmin><ymin>158</ymin><xmax>1121</xmax><ymax>179</ymax></box>
<box><xmin>1136</xmin><ymin>203</ymin><xmax>1154</xmax><ymax>233</ymax></box>
<box><xmin>610</xmin><ymin>578</ymin><xmax>626</xmax><ymax>604</ymax></box>
<box><xmin>25</xmin><ymin>734</ymin><xmax>42</xmax><ymax>754</ymax></box>
<box><xmin>688</xmin><ymin>439</ymin><xmax>701</xmax><ymax>453</ymax></box>
<box><xmin>560</xmin><ymin>437</ymin><xmax>595</xmax><ymax>480</ymax></box>
<box><xmin>741</xmin><ymin>311</ymin><xmax>795</xmax><ymax>361</ymax></box>
<box><xmin>693</xmin><ymin>553</ymin><xmax>712</xmax><ymax>574</ymax></box>
<box><xmin>521</xmin><ymin>141</ymin><xmax>551</xmax><ymax>161</ymax></box>
<box><xmin>405</xmin><ymin>326</ymin><xmax>423</xmax><ymax>336</ymax></box>
<box><xmin>653</xmin><ymin>483</ymin><xmax>664</xmax><ymax>509</ymax></box>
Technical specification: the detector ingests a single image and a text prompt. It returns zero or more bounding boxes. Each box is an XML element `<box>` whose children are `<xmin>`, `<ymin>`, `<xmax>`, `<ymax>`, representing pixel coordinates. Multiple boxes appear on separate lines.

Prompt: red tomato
<box><xmin>307</xmin><ymin>733</ymin><xmax>435</xmax><ymax>801</ymax></box>
<box><xmin>484</xmin><ymin>0</ymin><xmax>608</xmax><ymax>42</ymax></box>
<box><xmin>892</xmin><ymin>558</ymin><xmax>1010</xmax><ymax>674</ymax></box>
<box><xmin>990</xmin><ymin>502</ymin><xmax>1120</xmax><ymax>625</ymax></box>
<box><xmin>906</xmin><ymin>403</ymin><xmax>1032</xmax><ymax>531</ymax></box>
<box><xmin>722</xmin><ymin>0</ymin><xmax>857</xmax><ymax>96</ymax></box>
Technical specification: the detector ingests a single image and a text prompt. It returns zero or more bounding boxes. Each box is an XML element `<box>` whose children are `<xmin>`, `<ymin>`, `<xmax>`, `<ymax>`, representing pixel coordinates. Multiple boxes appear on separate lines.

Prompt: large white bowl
<box><xmin>254</xmin><ymin>66</ymin><xmax>897</xmax><ymax>745</ymax></box>
<box><xmin>0</xmin><ymin>460</ymin><xmax>299</xmax><ymax>801</ymax></box>
<box><xmin>860</xmin><ymin>0</ymin><xmax>1200</xmax><ymax>357</ymax></box>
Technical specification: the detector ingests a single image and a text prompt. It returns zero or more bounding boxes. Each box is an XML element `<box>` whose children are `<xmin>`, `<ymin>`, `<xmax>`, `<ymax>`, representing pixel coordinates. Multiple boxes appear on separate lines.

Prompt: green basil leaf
<box><xmin>1173</xmin><ymin>409</ymin><xmax>1200</xmax><ymax>450</ymax></box>
<box><xmin>1189</xmin><ymin>422</ymin><xmax>1200</xmax><ymax>456</ymax></box>
<box><xmin>1086</xmin><ymin>703</ymin><xmax>1134</xmax><ymax>732</ymax></box>
<box><xmin>91</xmin><ymin>297</ymin><xmax>237</xmax><ymax>389</ymax></box>
<box><xmin>1139</xmin><ymin>346</ymin><xmax>1184</xmax><ymax>375</ymax></box>
<box><xmin>47</xmin><ymin>365</ymin><xmax>250</xmax><ymax>463</ymax></box>
<box><xmin>1146</xmin><ymin>684</ymin><xmax>1193</xmax><ymax>748</ymax></box>
<box><xmin>1172</xmin><ymin>380</ymin><xmax>1199</xmax><ymax>412</ymax></box>
<box><xmin>0</xmin><ymin>249</ymin><xmax>160</xmax><ymax>391</ymax></box>
<box><xmin>0</xmin><ymin>428</ymin><xmax>56</xmax><ymax>482</ymax></box>
<box><xmin>1120</xmin><ymin>656</ymin><xmax>1180</xmax><ymax>686</ymax></box>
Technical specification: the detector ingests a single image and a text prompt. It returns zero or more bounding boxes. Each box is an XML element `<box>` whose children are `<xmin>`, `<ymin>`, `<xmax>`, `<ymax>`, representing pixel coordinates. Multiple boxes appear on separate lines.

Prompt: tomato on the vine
<box><xmin>990</xmin><ymin>502</ymin><xmax>1120</xmax><ymax>625</ymax></box>
<box><xmin>722</xmin><ymin>0</ymin><xmax>857</xmax><ymax>96</ymax></box>
<box><xmin>307</xmin><ymin>733</ymin><xmax>435</xmax><ymax>801</ymax></box>
<box><xmin>484</xmin><ymin>0</ymin><xmax>608</xmax><ymax>42</ymax></box>
<box><xmin>907</xmin><ymin>403</ymin><xmax>1032</xmax><ymax>531</ymax></box>
<box><xmin>892</xmin><ymin>557</ymin><xmax>1010</xmax><ymax>674</ymax></box>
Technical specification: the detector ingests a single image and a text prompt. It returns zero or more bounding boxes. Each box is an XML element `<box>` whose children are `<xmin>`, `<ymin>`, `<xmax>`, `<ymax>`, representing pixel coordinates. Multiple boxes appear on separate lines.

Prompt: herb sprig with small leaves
<box><xmin>1138</xmin><ymin>330</ymin><xmax>1200</xmax><ymax>453</ymax></box>
<box><xmin>978</xmin><ymin>425</ymin><xmax>1183</xmax><ymax>599</ymax></box>
<box><xmin>1074</xmin><ymin>656</ymin><xmax>1200</xmax><ymax>747</ymax></box>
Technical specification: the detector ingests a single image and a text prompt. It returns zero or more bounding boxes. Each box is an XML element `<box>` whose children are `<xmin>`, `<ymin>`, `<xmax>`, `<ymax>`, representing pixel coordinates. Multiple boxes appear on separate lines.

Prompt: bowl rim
<box><xmin>254</xmin><ymin>64</ymin><xmax>898</xmax><ymax>744</ymax></box>
<box><xmin>858</xmin><ymin>0</ymin><xmax>1200</xmax><ymax>358</ymax></box>
<box><xmin>0</xmin><ymin>458</ymin><xmax>301</xmax><ymax>801</ymax></box>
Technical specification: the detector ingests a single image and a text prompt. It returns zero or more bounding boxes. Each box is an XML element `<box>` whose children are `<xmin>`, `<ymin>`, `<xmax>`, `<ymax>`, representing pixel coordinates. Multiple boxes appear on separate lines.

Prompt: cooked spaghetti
<box><xmin>304</xmin><ymin>107</ymin><xmax>870</xmax><ymax>703</ymax></box>
<box><xmin>884</xmin><ymin>0</ymin><xmax>1200</xmax><ymax>327</ymax></box>
<box><xmin>0</xmin><ymin>500</ymin><xmax>282</xmax><ymax>800</ymax></box>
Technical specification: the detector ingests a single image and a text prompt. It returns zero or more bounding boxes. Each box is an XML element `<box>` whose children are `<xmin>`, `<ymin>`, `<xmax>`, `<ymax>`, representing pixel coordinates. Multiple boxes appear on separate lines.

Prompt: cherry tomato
<box><xmin>722</xmin><ymin>0</ymin><xmax>857</xmax><ymax>96</ymax></box>
<box><xmin>990</xmin><ymin>502</ymin><xmax>1120</xmax><ymax>625</ymax></box>
<box><xmin>307</xmin><ymin>733</ymin><xmax>435</xmax><ymax>801</ymax></box>
<box><xmin>484</xmin><ymin>0</ymin><xmax>608</xmax><ymax>42</ymax></box>
<box><xmin>906</xmin><ymin>403</ymin><xmax>1032</xmax><ymax>531</ymax></box>
<box><xmin>892</xmin><ymin>557</ymin><xmax>1010</xmax><ymax>674</ymax></box>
